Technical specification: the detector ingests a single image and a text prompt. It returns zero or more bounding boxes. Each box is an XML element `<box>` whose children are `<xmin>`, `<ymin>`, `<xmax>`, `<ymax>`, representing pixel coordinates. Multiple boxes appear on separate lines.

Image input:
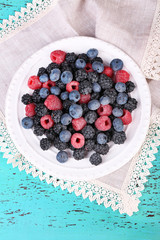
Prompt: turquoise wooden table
<box><xmin>0</xmin><ymin>1</ymin><xmax>159</xmax><ymax>240</ymax></box>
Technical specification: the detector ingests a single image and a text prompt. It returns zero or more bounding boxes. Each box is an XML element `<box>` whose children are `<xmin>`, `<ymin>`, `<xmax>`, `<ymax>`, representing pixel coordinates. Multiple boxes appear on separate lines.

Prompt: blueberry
<box><xmin>39</xmin><ymin>73</ymin><xmax>49</xmax><ymax>83</ymax></box>
<box><xmin>61</xmin><ymin>113</ymin><xmax>72</xmax><ymax>125</ymax></box>
<box><xmin>61</xmin><ymin>71</ymin><xmax>73</xmax><ymax>84</ymax></box>
<box><xmin>112</xmin><ymin>107</ymin><xmax>123</xmax><ymax>117</ymax></box>
<box><xmin>113</xmin><ymin>118</ymin><xmax>124</xmax><ymax>132</ymax></box>
<box><xmin>69</xmin><ymin>90</ymin><xmax>80</xmax><ymax>102</ymax></box>
<box><xmin>115</xmin><ymin>82</ymin><xmax>126</xmax><ymax>92</ymax></box>
<box><xmin>60</xmin><ymin>91</ymin><xmax>69</xmax><ymax>100</ymax></box>
<box><xmin>75</xmin><ymin>59</ymin><xmax>86</xmax><ymax>69</ymax></box>
<box><xmin>21</xmin><ymin>117</ymin><xmax>33</xmax><ymax>129</ymax></box>
<box><xmin>92</xmin><ymin>61</ymin><xmax>104</xmax><ymax>73</ymax></box>
<box><xmin>97</xmin><ymin>133</ymin><xmax>107</xmax><ymax>144</ymax></box>
<box><xmin>87</xmin><ymin>48</ymin><xmax>98</xmax><ymax>59</ymax></box>
<box><xmin>39</xmin><ymin>88</ymin><xmax>49</xmax><ymax>98</ymax></box>
<box><xmin>88</xmin><ymin>100</ymin><xmax>100</xmax><ymax>110</ymax></box>
<box><xmin>93</xmin><ymin>83</ymin><xmax>101</xmax><ymax>93</ymax></box>
<box><xmin>56</xmin><ymin>151</ymin><xmax>68</xmax><ymax>163</ymax></box>
<box><xmin>69</xmin><ymin>104</ymin><xmax>83</xmax><ymax>119</ymax></box>
<box><xmin>50</xmin><ymin>86</ymin><xmax>61</xmax><ymax>95</ymax></box>
<box><xmin>116</xmin><ymin>93</ymin><xmax>128</xmax><ymax>105</ymax></box>
<box><xmin>110</xmin><ymin>59</ymin><xmax>123</xmax><ymax>71</ymax></box>
<box><xmin>59</xmin><ymin>130</ymin><xmax>71</xmax><ymax>143</ymax></box>
<box><xmin>50</xmin><ymin>68</ymin><xmax>61</xmax><ymax>82</ymax></box>
<box><xmin>100</xmin><ymin>96</ymin><xmax>110</xmax><ymax>105</ymax></box>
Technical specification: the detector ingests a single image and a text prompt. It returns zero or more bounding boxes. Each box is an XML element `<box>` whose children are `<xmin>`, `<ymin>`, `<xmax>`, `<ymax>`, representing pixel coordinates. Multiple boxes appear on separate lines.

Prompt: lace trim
<box><xmin>0</xmin><ymin>109</ymin><xmax>159</xmax><ymax>216</ymax></box>
<box><xmin>141</xmin><ymin>0</ymin><xmax>160</xmax><ymax>81</ymax></box>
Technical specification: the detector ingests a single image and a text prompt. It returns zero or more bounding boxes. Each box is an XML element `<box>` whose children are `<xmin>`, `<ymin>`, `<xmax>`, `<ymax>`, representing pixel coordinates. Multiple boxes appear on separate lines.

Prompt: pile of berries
<box><xmin>21</xmin><ymin>48</ymin><xmax>137</xmax><ymax>166</ymax></box>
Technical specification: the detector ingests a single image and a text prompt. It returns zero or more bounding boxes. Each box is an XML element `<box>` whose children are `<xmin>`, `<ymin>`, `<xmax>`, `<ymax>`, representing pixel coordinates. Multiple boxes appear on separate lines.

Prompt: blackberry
<box><xmin>51</xmin><ymin>110</ymin><xmax>63</xmax><ymax>123</ymax></box>
<box><xmin>67</xmin><ymin>125</ymin><xmax>76</xmax><ymax>134</ymax></box>
<box><xmin>32</xmin><ymin>89</ymin><xmax>42</xmax><ymax>103</ymax></box>
<box><xmin>33</xmin><ymin>115</ymin><xmax>41</xmax><ymax>126</ymax></box>
<box><xmin>63</xmin><ymin>100</ymin><xmax>73</xmax><ymax>111</ymax></box>
<box><xmin>84</xmin><ymin>111</ymin><xmax>98</xmax><ymax>124</ymax></box>
<box><xmin>53</xmin><ymin>137</ymin><xmax>68</xmax><ymax>150</ymax></box>
<box><xmin>77</xmin><ymin>53</ymin><xmax>89</xmax><ymax>62</ymax></box>
<box><xmin>109</xmin><ymin>114</ymin><xmax>116</xmax><ymax>122</ymax></box>
<box><xmin>103</xmin><ymin>88</ymin><xmax>117</xmax><ymax>104</ymax></box>
<box><xmin>40</xmin><ymin>138</ymin><xmax>52</xmax><ymax>150</ymax></box>
<box><xmin>112</xmin><ymin>131</ymin><xmax>126</xmax><ymax>144</ymax></box>
<box><xmin>81</xmin><ymin>103</ymin><xmax>89</xmax><ymax>115</ymax></box>
<box><xmin>45</xmin><ymin>128</ymin><xmax>56</xmax><ymax>141</ymax></box>
<box><xmin>60</xmin><ymin>61</ymin><xmax>72</xmax><ymax>72</ymax></box>
<box><xmin>73</xmin><ymin>148</ymin><xmax>87</xmax><ymax>160</ymax></box>
<box><xmin>79</xmin><ymin>80</ymin><xmax>92</xmax><ymax>95</ymax></box>
<box><xmin>98</xmin><ymin>74</ymin><xmax>113</xmax><ymax>89</ymax></box>
<box><xmin>69</xmin><ymin>142</ymin><xmax>76</xmax><ymax>151</ymax></box>
<box><xmin>91</xmin><ymin>57</ymin><xmax>103</xmax><ymax>64</ymax></box>
<box><xmin>91</xmin><ymin>92</ymin><xmax>100</xmax><ymax>100</ymax></box>
<box><xmin>53</xmin><ymin>123</ymin><xmax>67</xmax><ymax>134</ymax></box>
<box><xmin>89</xmin><ymin>153</ymin><xmax>102</xmax><ymax>166</ymax></box>
<box><xmin>65</xmin><ymin>52</ymin><xmax>77</xmax><ymax>63</ymax></box>
<box><xmin>21</xmin><ymin>94</ymin><xmax>32</xmax><ymax>105</ymax></box>
<box><xmin>124</xmin><ymin>97</ymin><xmax>137</xmax><ymax>112</ymax></box>
<box><xmin>46</xmin><ymin>62</ymin><xmax>59</xmax><ymax>74</ymax></box>
<box><xmin>125</xmin><ymin>81</ymin><xmax>135</xmax><ymax>93</ymax></box>
<box><xmin>93</xmin><ymin>143</ymin><xmax>109</xmax><ymax>155</ymax></box>
<box><xmin>111</xmin><ymin>102</ymin><xmax>123</xmax><ymax>109</ymax></box>
<box><xmin>37</xmin><ymin>67</ymin><xmax>46</xmax><ymax>77</ymax></box>
<box><xmin>35</xmin><ymin>103</ymin><xmax>48</xmax><ymax>117</ymax></box>
<box><xmin>87</xmin><ymin>72</ymin><xmax>99</xmax><ymax>83</ymax></box>
<box><xmin>56</xmin><ymin>80</ymin><xmax>66</xmax><ymax>91</ymax></box>
<box><xmin>81</xmin><ymin>125</ymin><xmax>95</xmax><ymax>139</ymax></box>
<box><xmin>104</xmin><ymin>130</ymin><xmax>112</xmax><ymax>143</ymax></box>
<box><xmin>75</xmin><ymin>69</ymin><xmax>87</xmax><ymax>82</ymax></box>
<box><xmin>84</xmin><ymin>139</ymin><xmax>95</xmax><ymax>151</ymax></box>
<box><xmin>33</xmin><ymin>125</ymin><xmax>45</xmax><ymax>136</ymax></box>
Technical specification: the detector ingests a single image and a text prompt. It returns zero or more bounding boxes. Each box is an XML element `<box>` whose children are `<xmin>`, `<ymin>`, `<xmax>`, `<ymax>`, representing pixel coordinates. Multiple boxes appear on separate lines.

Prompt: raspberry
<box><xmin>65</xmin><ymin>52</ymin><xmax>77</xmax><ymax>63</ymax></box>
<box><xmin>53</xmin><ymin>123</ymin><xmax>67</xmax><ymax>134</ymax></box>
<box><xmin>63</xmin><ymin>100</ymin><xmax>73</xmax><ymax>111</ymax></box>
<box><xmin>91</xmin><ymin>57</ymin><xmax>103</xmax><ymax>63</ymax></box>
<box><xmin>56</xmin><ymin>80</ymin><xmax>66</xmax><ymax>91</ymax></box>
<box><xmin>94</xmin><ymin>143</ymin><xmax>109</xmax><ymax>155</ymax></box>
<box><xmin>79</xmin><ymin>80</ymin><xmax>92</xmax><ymax>95</ymax></box>
<box><xmin>84</xmin><ymin>139</ymin><xmax>95</xmax><ymax>151</ymax></box>
<box><xmin>35</xmin><ymin>103</ymin><xmax>48</xmax><ymax>117</ymax></box>
<box><xmin>71</xmin><ymin>133</ymin><xmax>85</xmax><ymax>149</ymax></box>
<box><xmin>21</xmin><ymin>94</ymin><xmax>33</xmax><ymax>105</ymax></box>
<box><xmin>91</xmin><ymin>92</ymin><xmax>100</xmax><ymax>100</ymax></box>
<box><xmin>72</xmin><ymin>117</ymin><xmax>87</xmax><ymax>131</ymax></box>
<box><xmin>73</xmin><ymin>148</ymin><xmax>87</xmax><ymax>160</ymax></box>
<box><xmin>44</xmin><ymin>95</ymin><xmax>62</xmax><ymax>111</ymax></box>
<box><xmin>79</xmin><ymin>94</ymin><xmax>91</xmax><ymax>104</ymax></box>
<box><xmin>95</xmin><ymin>116</ymin><xmax>111</xmax><ymax>131</ymax></box>
<box><xmin>25</xmin><ymin>103</ymin><xmax>36</xmax><ymax>117</ymax></box>
<box><xmin>77</xmin><ymin>53</ymin><xmax>89</xmax><ymax>62</ymax></box>
<box><xmin>51</xmin><ymin>110</ymin><xmax>63</xmax><ymax>123</ymax></box>
<box><xmin>40</xmin><ymin>138</ymin><xmax>52</xmax><ymax>150</ymax></box>
<box><xmin>89</xmin><ymin>153</ymin><xmax>102</xmax><ymax>165</ymax></box>
<box><xmin>81</xmin><ymin>125</ymin><xmax>95</xmax><ymax>139</ymax></box>
<box><xmin>75</xmin><ymin>69</ymin><xmax>87</xmax><ymax>82</ymax></box>
<box><xmin>84</xmin><ymin>63</ymin><xmax>93</xmax><ymax>72</ymax></box>
<box><xmin>28</xmin><ymin>76</ymin><xmax>42</xmax><ymax>90</ymax></box>
<box><xmin>40</xmin><ymin>115</ymin><xmax>54</xmax><ymax>129</ymax></box>
<box><xmin>103</xmin><ymin>88</ymin><xmax>117</xmax><ymax>104</ymax></box>
<box><xmin>45</xmin><ymin>127</ymin><xmax>56</xmax><ymax>141</ymax></box>
<box><xmin>84</xmin><ymin>111</ymin><xmax>98</xmax><ymax>124</ymax></box>
<box><xmin>98</xmin><ymin>74</ymin><xmax>113</xmax><ymax>89</ymax></box>
<box><xmin>42</xmin><ymin>80</ymin><xmax>56</xmax><ymax>90</ymax></box>
<box><xmin>46</xmin><ymin>62</ymin><xmax>59</xmax><ymax>74</ymax></box>
<box><xmin>116</xmin><ymin>70</ymin><xmax>130</xmax><ymax>83</ymax></box>
<box><xmin>33</xmin><ymin>125</ymin><xmax>45</xmax><ymax>136</ymax></box>
<box><xmin>125</xmin><ymin>81</ymin><xmax>135</xmax><ymax>93</ymax></box>
<box><xmin>37</xmin><ymin>67</ymin><xmax>46</xmax><ymax>77</ymax></box>
<box><xmin>32</xmin><ymin>89</ymin><xmax>42</xmax><ymax>103</ymax></box>
<box><xmin>120</xmin><ymin>109</ymin><xmax>132</xmax><ymax>125</ymax></box>
<box><xmin>112</xmin><ymin>131</ymin><xmax>126</xmax><ymax>144</ymax></box>
<box><xmin>124</xmin><ymin>97</ymin><xmax>137</xmax><ymax>112</ymax></box>
<box><xmin>97</xmin><ymin>104</ymin><xmax>112</xmax><ymax>116</ymax></box>
<box><xmin>103</xmin><ymin>66</ymin><xmax>113</xmax><ymax>77</ymax></box>
<box><xmin>66</xmin><ymin>81</ymin><xmax>79</xmax><ymax>92</ymax></box>
<box><xmin>87</xmin><ymin>72</ymin><xmax>99</xmax><ymax>83</ymax></box>
<box><xmin>50</xmin><ymin>50</ymin><xmax>66</xmax><ymax>64</ymax></box>
<box><xmin>54</xmin><ymin>137</ymin><xmax>68</xmax><ymax>150</ymax></box>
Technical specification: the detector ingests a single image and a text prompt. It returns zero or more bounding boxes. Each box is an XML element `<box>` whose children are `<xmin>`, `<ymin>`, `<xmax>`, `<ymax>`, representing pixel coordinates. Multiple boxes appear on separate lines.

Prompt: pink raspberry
<box><xmin>28</xmin><ymin>76</ymin><xmax>42</xmax><ymax>90</ymax></box>
<box><xmin>44</xmin><ymin>95</ymin><xmax>62</xmax><ymax>110</ymax></box>
<box><xmin>25</xmin><ymin>103</ymin><xmax>36</xmax><ymax>117</ymax></box>
<box><xmin>97</xmin><ymin>104</ymin><xmax>112</xmax><ymax>116</ymax></box>
<box><xmin>66</xmin><ymin>81</ymin><xmax>79</xmax><ymax>92</ymax></box>
<box><xmin>50</xmin><ymin>50</ymin><xmax>66</xmax><ymax>64</ymax></box>
<box><xmin>71</xmin><ymin>133</ymin><xmax>85</xmax><ymax>149</ymax></box>
<box><xmin>72</xmin><ymin>117</ymin><xmax>87</xmax><ymax>131</ymax></box>
<box><xmin>116</xmin><ymin>70</ymin><xmax>130</xmax><ymax>83</ymax></box>
<box><xmin>120</xmin><ymin>109</ymin><xmax>132</xmax><ymax>125</ymax></box>
<box><xmin>84</xmin><ymin>63</ymin><xmax>93</xmax><ymax>72</ymax></box>
<box><xmin>43</xmin><ymin>80</ymin><xmax>55</xmax><ymax>90</ymax></box>
<box><xmin>79</xmin><ymin>94</ymin><xmax>91</xmax><ymax>104</ymax></box>
<box><xmin>103</xmin><ymin>66</ymin><xmax>113</xmax><ymax>77</ymax></box>
<box><xmin>40</xmin><ymin>115</ymin><xmax>54</xmax><ymax>129</ymax></box>
<box><xmin>95</xmin><ymin>116</ymin><xmax>111</xmax><ymax>131</ymax></box>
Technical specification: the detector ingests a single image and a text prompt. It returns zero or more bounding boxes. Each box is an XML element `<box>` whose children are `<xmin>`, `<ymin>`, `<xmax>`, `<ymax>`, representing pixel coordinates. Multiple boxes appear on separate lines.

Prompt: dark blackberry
<box><xmin>60</xmin><ymin>61</ymin><xmax>72</xmax><ymax>72</ymax></box>
<box><xmin>112</xmin><ymin>131</ymin><xmax>126</xmax><ymax>144</ymax></box>
<box><xmin>33</xmin><ymin>125</ymin><xmax>45</xmax><ymax>136</ymax></box>
<box><xmin>53</xmin><ymin>137</ymin><xmax>68</xmax><ymax>150</ymax></box>
<box><xmin>37</xmin><ymin>67</ymin><xmax>46</xmax><ymax>77</ymax></box>
<box><xmin>98</xmin><ymin>74</ymin><xmax>113</xmax><ymax>89</ymax></box>
<box><xmin>79</xmin><ymin>80</ymin><xmax>92</xmax><ymax>95</ymax></box>
<box><xmin>73</xmin><ymin>148</ymin><xmax>87</xmax><ymax>160</ymax></box>
<box><xmin>111</xmin><ymin>102</ymin><xmax>123</xmax><ymax>109</ymax></box>
<box><xmin>125</xmin><ymin>81</ymin><xmax>135</xmax><ymax>93</ymax></box>
<box><xmin>91</xmin><ymin>57</ymin><xmax>103</xmax><ymax>64</ymax></box>
<box><xmin>81</xmin><ymin>125</ymin><xmax>95</xmax><ymax>139</ymax></box>
<box><xmin>109</xmin><ymin>114</ymin><xmax>116</xmax><ymax>122</ymax></box>
<box><xmin>65</xmin><ymin>52</ymin><xmax>77</xmax><ymax>63</ymax></box>
<box><xmin>77</xmin><ymin>53</ymin><xmax>89</xmax><ymax>62</ymax></box>
<box><xmin>46</xmin><ymin>62</ymin><xmax>59</xmax><ymax>74</ymax></box>
<box><xmin>87</xmin><ymin>72</ymin><xmax>99</xmax><ymax>83</ymax></box>
<box><xmin>81</xmin><ymin>103</ymin><xmax>89</xmax><ymax>115</ymax></box>
<box><xmin>89</xmin><ymin>153</ymin><xmax>102</xmax><ymax>166</ymax></box>
<box><xmin>75</xmin><ymin>69</ymin><xmax>87</xmax><ymax>82</ymax></box>
<box><xmin>69</xmin><ymin>142</ymin><xmax>76</xmax><ymax>151</ymax></box>
<box><xmin>33</xmin><ymin>115</ymin><xmax>41</xmax><ymax>126</ymax></box>
<box><xmin>84</xmin><ymin>139</ymin><xmax>95</xmax><ymax>151</ymax></box>
<box><xmin>91</xmin><ymin>92</ymin><xmax>100</xmax><ymax>100</ymax></box>
<box><xmin>84</xmin><ymin>111</ymin><xmax>98</xmax><ymax>124</ymax></box>
<box><xmin>40</xmin><ymin>138</ymin><xmax>52</xmax><ymax>150</ymax></box>
<box><xmin>93</xmin><ymin>143</ymin><xmax>109</xmax><ymax>155</ymax></box>
<box><xmin>51</xmin><ymin>110</ymin><xmax>63</xmax><ymax>123</ymax></box>
<box><xmin>32</xmin><ymin>89</ymin><xmax>42</xmax><ymax>103</ymax></box>
<box><xmin>21</xmin><ymin>94</ymin><xmax>33</xmax><ymax>105</ymax></box>
<box><xmin>53</xmin><ymin>123</ymin><xmax>67</xmax><ymax>134</ymax></box>
<box><xmin>56</xmin><ymin>80</ymin><xmax>66</xmax><ymax>91</ymax></box>
<box><xmin>103</xmin><ymin>88</ymin><xmax>117</xmax><ymax>104</ymax></box>
<box><xmin>45</xmin><ymin>128</ymin><xmax>56</xmax><ymax>141</ymax></box>
<box><xmin>35</xmin><ymin>103</ymin><xmax>48</xmax><ymax>117</ymax></box>
<box><xmin>63</xmin><ymin>100</ymin><xmax>73</xmax><ymax>111</ymax></box>
<box><xmin>124</xmin><ymin>97</ymin><xmax>137</xmax><ymax>112</ymax></box>
<box><xmin>67</xmin><ymin>125</ymin><xmax>76</xmax><ymax>134</ymax></box>
<box><xmin>104</xmin><ymin>130</ymin><xmax>112</xmax><ymax>143</ymax></box>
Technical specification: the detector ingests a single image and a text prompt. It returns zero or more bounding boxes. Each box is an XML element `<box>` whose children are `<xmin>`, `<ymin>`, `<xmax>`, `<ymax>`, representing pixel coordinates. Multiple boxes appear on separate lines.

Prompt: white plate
<box><xmin>5</xmin><ymin>36</ymin><xmax>151</xmax><ymax>180</ymax></box>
